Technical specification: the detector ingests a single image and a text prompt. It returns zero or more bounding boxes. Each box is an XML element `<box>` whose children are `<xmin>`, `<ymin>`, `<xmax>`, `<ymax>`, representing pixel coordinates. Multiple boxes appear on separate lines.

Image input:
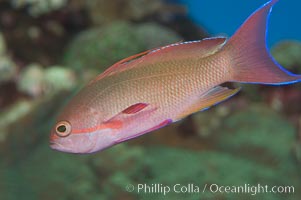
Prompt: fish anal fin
<box><xmin>175</xmin><ymin>86</ymin><xmax>240</xmax><ymax>121</ymax></box>
<box><xmin>122</xmin><ymin>103</ymin><xmax>149</xmax><ymax>114</ymax></box>
<box><xmin>141</xmin><ymin>119</ymin><xmax>172</xmax><ymax>134</ymax></box>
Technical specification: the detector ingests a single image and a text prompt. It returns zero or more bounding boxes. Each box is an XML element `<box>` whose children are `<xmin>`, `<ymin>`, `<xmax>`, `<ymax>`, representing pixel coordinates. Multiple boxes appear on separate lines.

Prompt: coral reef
<box><xmin>17</xmin><ymin>64</ymin><xmax>44</xmax><ymax>97</ymax></box>
<box><xmin>84</xmin><ymin>0</ymin><xmax>163</xmax><ymax>25</ymax></box>
<box><xmin>11</xmin><ymin>0</ymin><xmax>68</xmax><ymax>16</ymax></box>
<box><xmin>0</xmin><ymin>56</ymin><xmax>17</xmax><ymax>84</ymax></box>
<box><xmin>0</xmin><ymin>32</ymin><xmax>17</xmax><ymax>83</ymax></box>
<box><xmin>17</xmin><ymin>63</ymin><xmax>76</xmax><ymax>97</ymax></box>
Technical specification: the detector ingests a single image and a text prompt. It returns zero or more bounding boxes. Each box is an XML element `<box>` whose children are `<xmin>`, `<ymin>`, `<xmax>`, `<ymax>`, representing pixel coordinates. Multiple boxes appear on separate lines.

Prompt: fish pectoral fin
<box><xmin>175</xmin><ymin>86</ymin><xmax>241</xmax><ymax>121</ymax></box>
<box><xmin>105</xmin><ymin>103</ymin><xmax>152</xmax><ymax>122</ymax></box>
<box><xmin>122</xmin><ymin>103</ymin><xmax>149</xmax><ymax>114</ymax></box>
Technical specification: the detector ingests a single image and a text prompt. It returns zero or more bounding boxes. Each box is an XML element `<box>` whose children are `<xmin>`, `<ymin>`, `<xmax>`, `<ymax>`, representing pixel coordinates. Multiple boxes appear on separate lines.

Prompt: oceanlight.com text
<box><xmin>125</xmin><ymin>183</ymin><xmax>295</xmax><ymax>196</ymax></box>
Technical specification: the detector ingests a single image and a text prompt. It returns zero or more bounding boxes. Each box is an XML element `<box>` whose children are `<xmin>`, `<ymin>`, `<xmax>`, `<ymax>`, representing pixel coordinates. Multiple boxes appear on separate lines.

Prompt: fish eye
<box><xmin>55</xmin><ymin>121</ymin><xmax>72</xmax><ymax>137</ymax></box>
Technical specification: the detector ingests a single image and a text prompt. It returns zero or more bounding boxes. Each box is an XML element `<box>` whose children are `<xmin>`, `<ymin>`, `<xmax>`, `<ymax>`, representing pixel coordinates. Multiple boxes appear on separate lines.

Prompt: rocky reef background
<box><xmin>0</xmin><ymin>0</ymin><xmax>301</xmax><ymax>199</ymax></box>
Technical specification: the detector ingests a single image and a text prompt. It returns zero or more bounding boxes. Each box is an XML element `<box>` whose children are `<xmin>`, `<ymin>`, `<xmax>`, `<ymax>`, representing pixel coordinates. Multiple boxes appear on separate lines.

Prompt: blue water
<box><xmin>175</xmin><ymin>0</ymin><xmax>300</xmax><ymax>47</ymax></box>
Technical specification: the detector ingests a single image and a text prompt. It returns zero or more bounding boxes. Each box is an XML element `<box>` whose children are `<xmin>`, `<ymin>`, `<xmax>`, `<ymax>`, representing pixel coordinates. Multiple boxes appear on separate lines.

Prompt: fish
<box><xmin>50</xmin><ymin>0</ymin><xmax>301</xmax><ymax>154</ymax></box>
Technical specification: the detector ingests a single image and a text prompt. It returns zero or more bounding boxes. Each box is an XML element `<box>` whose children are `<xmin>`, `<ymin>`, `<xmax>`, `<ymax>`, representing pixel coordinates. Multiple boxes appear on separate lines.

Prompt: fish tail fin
<box><xmin>224</xmin><ymin>0</ymin><xmax>301</xmax><ymax>85</ymax></box>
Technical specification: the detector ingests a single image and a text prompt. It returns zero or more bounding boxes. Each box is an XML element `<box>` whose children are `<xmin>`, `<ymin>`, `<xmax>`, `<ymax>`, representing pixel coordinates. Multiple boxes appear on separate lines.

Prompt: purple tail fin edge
<box><xmin>224</xmin><ymin>0</ymin><xmax>301</xmax><ymax>85</ymax></box>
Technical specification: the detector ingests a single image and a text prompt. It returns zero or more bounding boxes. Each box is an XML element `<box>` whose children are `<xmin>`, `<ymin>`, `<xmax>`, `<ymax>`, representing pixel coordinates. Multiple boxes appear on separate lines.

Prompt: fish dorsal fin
<box><xmin>144</xmin><ymin>37</ymin><xmax>227</xmax><ymax>62</ymax></box>
<box><xmin>174</xmin><ymin>86</ymin><xmax>240</xmax><ymax>121</ymax></box>
<box><xmin>89</xmin><ymin>37</ymin><xmax>227</xmax><ymax>85</ymax></box>
<box><xmin>88</xmin><ymin>49</ymin><xmax>152</xmax><ymax>85</ymax></box>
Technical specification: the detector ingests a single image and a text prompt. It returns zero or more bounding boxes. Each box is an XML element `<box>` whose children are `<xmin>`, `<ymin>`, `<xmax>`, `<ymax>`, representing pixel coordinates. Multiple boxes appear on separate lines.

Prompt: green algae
<box><xmin>271</xmin><ymin>40</ymin><xmax>301</xmax><ymax>71</ymax></box>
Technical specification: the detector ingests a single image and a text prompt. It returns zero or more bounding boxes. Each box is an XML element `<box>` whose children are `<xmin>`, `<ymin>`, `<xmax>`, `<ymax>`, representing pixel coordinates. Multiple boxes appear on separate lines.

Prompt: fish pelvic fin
<box><xmin>224</xmin><ymin>0</ymin><xmax>301</xmax><ymax>85</ymax></box>
<box><xmin>174</xmin><ymin>86</ymin><xmax>240</xmax><ymax>121</ymax></box>
<box><xmin>114</xmin><ymin>119</ymin><xmax>172</xmax><ymax>144</ymax></box>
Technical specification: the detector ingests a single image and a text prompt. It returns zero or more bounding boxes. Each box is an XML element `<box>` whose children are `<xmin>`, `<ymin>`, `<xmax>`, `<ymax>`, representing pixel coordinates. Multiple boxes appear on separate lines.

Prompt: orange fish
<box><xmin>50</xmin><ymin>0</ymin><xmax>301</xmax><ymax>153</ymax></box>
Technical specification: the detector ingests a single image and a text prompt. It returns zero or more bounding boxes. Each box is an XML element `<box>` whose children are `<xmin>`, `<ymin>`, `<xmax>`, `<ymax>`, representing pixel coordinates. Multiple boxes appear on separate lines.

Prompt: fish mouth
<box><xmin>50</xmin><ymin>141</ymin><xmax>74</xmax><ymax>153</ymax></box>
<box><xmin>50</xmin><ymin>137</ymin><xmax>96</xmax><ymax>154</ymax></box>
<box><xmin>49</xmin><ymin>129</ymin><xmax>108</xmax><ymax>154</ymax></box>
